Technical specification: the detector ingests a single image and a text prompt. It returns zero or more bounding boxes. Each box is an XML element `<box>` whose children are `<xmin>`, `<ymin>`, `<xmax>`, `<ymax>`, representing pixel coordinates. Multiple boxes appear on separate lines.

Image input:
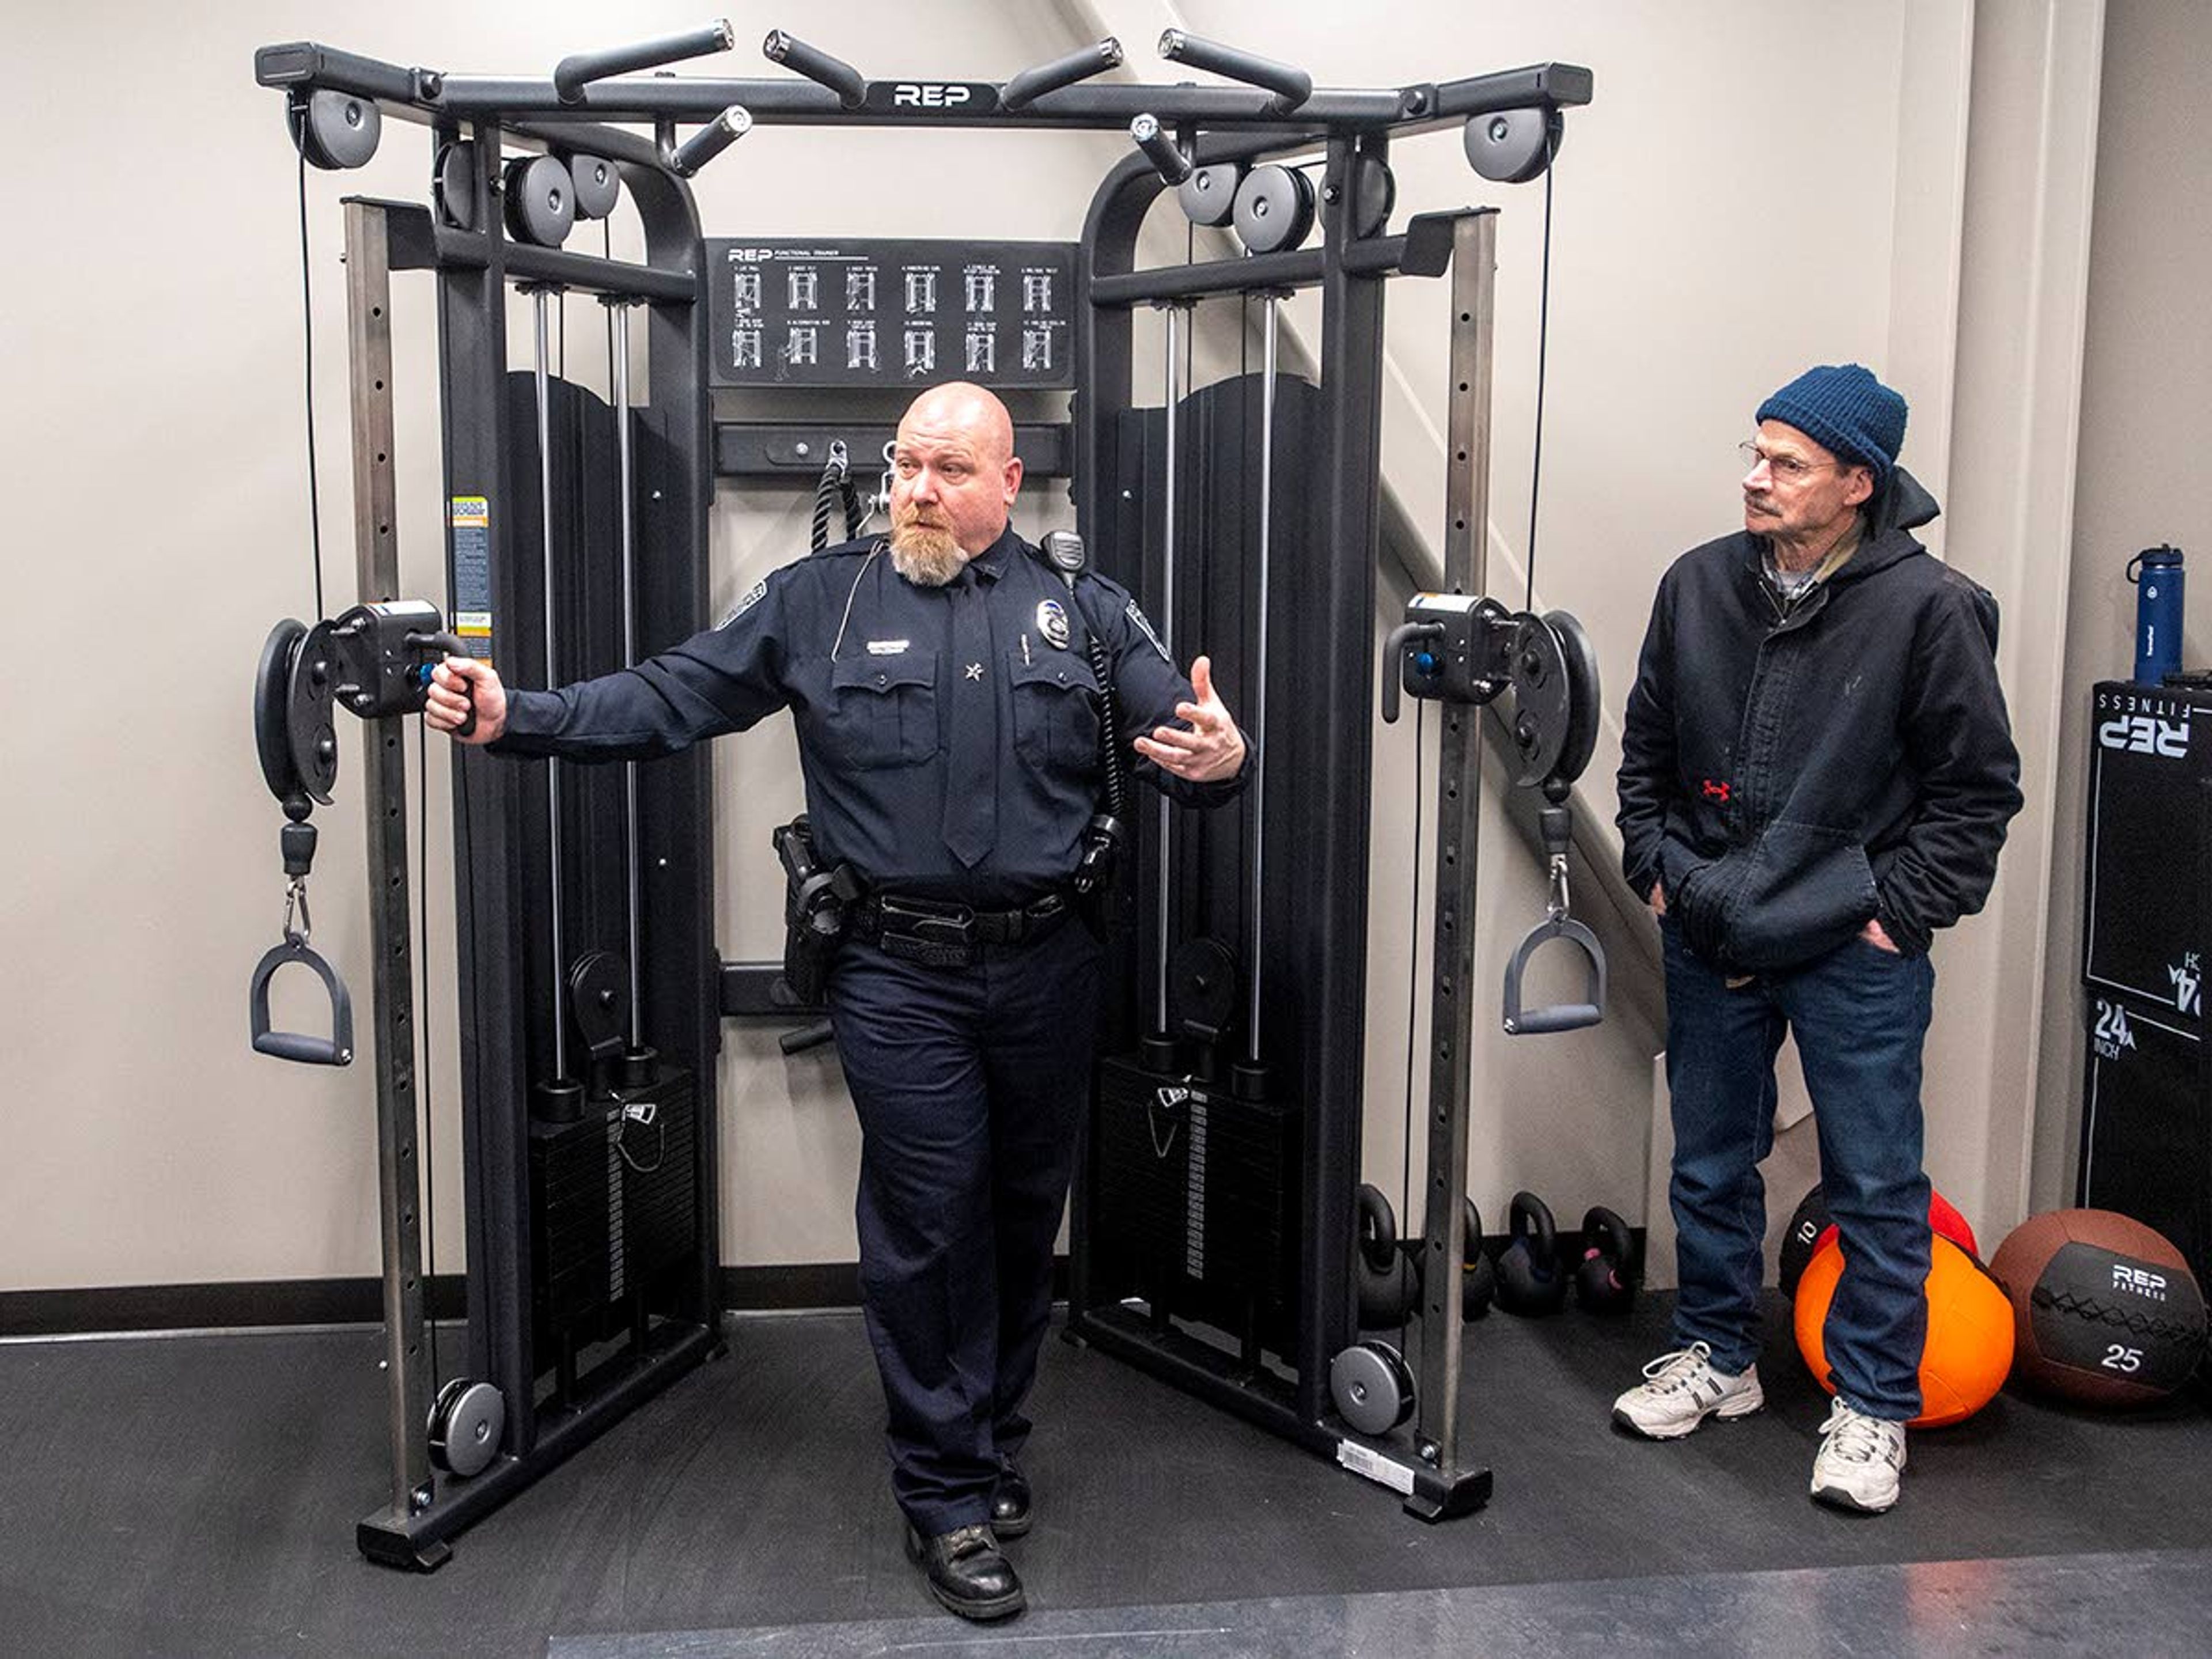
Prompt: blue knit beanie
<box><xmin>1755</xmin><ymin>364</ymin><xmax>1908</xmax><ymax>489</ymax></box>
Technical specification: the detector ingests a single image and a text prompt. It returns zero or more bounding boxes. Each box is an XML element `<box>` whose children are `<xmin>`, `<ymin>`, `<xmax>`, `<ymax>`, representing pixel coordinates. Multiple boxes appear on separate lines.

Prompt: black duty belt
<box><xmin>852</xmin><ymin>890</ymin><xmax>1073</xmax><ymax>967</ymax></box>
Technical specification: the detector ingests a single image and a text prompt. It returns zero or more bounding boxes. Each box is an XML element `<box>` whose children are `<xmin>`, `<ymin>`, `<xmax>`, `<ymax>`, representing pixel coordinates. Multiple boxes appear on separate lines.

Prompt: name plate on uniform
<box><xmin>707</xmin><ymin>238</ymin><xmax>1078</xmax><ymax>389</ymax></box>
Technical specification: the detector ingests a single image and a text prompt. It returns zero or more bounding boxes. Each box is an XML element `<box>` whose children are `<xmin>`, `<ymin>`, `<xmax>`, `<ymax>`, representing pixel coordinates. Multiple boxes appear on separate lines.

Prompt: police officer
<box><xmin>425</xmin><ymin>381</ymin><xmax>1248</xmax><ymax>1621</ymax></box>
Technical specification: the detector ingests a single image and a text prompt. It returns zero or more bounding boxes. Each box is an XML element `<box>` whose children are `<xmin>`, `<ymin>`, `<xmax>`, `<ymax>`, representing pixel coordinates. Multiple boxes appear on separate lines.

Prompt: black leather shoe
<box><xmin>991</xmin><ymin>1463</ymin><xmax>1033</xmax><ymax>1539</ymax></box>
<box><xmin>903</xmin><ymin>1522</ymin><xmax>1026</xmax><ymax>1622</ymax></box>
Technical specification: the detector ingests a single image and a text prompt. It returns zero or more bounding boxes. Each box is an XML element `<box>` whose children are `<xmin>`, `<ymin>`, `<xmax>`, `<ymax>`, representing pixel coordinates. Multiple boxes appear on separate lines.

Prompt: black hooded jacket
<box><xmin>1616</xmin><ymin>468</ymin><xmax>2023</xmax><ymax>974</ymax></box>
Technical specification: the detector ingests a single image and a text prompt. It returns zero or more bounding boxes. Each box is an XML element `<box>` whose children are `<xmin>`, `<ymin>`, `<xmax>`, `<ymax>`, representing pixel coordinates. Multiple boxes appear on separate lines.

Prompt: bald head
<box><xmin>887</xmin><ymin>381</ymin><xmax>1025</xmax><ymax>579</ymax></box>
<box><xmin>898</xmin><ymin>380</ymin><xmax>1015</xmax><ymax>468</ymax></box>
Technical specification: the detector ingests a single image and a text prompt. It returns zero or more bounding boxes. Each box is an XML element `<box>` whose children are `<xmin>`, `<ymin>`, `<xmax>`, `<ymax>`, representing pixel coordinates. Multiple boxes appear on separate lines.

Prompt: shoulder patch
<box><xmin>1126</xmin><ymin>599</ymin><xmax>1171</xmax><ymax>664</ymax></box>
<box><xmin>718</xmin><ymin>578</ymin><xmax>768</xmax><ymax>629</ymax></box>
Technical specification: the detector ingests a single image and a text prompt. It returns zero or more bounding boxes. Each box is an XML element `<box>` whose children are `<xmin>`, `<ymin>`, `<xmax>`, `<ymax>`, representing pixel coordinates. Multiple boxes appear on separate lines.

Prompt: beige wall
<box><xmin>2033</xmin><ymin>0</ymin><xmax>2212</xmax><ymax>1210</ymax></box>
<box><xmin>2</xmin><ymin>0</ymin><xmax>2157</xmax><ymax>1297</ymax></box>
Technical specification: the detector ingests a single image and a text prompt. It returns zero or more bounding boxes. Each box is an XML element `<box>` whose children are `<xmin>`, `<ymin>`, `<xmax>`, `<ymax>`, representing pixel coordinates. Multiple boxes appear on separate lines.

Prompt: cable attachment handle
<box><xmin>1502</xmin><ymin>801</ymin><xmax>1605</xmax><ymax>1036</ymax></box>
<box><xmin>1380</xmin><ymin>618</ymin><xmax>1446</xmax><ymax>724</ymax></box>
<box><xmin>251</xmin><ymin>880</ymin><xmax>355</xmax><ymax>1066</ymax></box>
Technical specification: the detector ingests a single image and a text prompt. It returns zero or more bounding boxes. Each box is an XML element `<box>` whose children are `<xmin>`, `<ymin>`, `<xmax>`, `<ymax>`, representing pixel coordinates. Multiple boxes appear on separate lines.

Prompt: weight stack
<box><xmin>1089</xmin><ymin>1054</ymin><xmax>1301</xmax><ymax>1358</ymax></box>
<box><xmin>529</xmin><ymin>1105</ymin><xmax>623</xmax><ymax>1340</ymax></box>
<box><xmin>613</xmin><ymin>1067</ymin><xmax>698</xmax><ymax>1290</ymax></box>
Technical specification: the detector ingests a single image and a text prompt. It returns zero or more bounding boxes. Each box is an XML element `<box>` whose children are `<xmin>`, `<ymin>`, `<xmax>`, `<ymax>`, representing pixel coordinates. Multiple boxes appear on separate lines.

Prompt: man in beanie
<box><xmin>1609</xmin><ymin>364</ymin><xmax>2021</xmax><ymax>1513</ymax></box>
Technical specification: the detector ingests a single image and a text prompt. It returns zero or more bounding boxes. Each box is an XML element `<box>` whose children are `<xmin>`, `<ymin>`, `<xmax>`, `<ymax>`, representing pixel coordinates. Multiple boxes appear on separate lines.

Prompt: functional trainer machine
<box><xmin>247</xmin><ymin>20</ymin><xmax>1600</xmax><ymax>1565</ymax></box>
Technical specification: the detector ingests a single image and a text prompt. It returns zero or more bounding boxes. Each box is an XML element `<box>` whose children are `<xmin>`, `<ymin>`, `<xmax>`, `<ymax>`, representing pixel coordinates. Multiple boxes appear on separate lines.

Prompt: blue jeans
<box><xmin>1662</xmin><ymin>917</ymin><xmax>1936</xmax><ymax>1421</ymax></box>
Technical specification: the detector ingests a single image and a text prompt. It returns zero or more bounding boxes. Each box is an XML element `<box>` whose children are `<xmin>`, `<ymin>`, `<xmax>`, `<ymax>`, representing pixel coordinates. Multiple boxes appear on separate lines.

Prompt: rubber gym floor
<box><xmin>5</xmin><ymin>1291</ymin><xmax>2207</xmax><ymax>1658</ymax></box>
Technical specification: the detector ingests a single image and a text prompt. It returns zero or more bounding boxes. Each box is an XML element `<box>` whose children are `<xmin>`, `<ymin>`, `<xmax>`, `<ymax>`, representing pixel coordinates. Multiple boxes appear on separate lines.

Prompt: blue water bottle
<box><xmin>2128</xmin><ymin>544</ymin><xmax>2185</xmax><ymax>685</ymax></box>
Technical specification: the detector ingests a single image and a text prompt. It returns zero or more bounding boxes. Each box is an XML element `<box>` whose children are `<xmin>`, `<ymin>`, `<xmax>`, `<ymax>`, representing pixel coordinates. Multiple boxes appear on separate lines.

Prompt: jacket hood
<box><xmin>1869</xmin><ymin>465</ymin><xmax>1940</xmax><ymax>538</ymax></box>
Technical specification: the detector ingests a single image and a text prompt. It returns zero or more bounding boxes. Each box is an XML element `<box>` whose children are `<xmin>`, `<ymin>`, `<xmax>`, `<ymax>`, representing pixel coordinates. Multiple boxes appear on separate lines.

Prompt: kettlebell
<box><xmin>1496</xmin><ymin>1191</ymin><xmax>1569</xmax><ymax>1315</ymax></box>
<box><xmin>1574</xmin><ymin>1205</ymin><xmax>1638</xmax><ymax>1313</ymax></box>
<box><xmin>1462</xmin><ymin>1197</ymin><xmax>1496</xmax><ymax>1321</ymax></box>
<box><xmin>1355</xmin><ymin>1183</ymin><xmax>1421</xmax><ymax>1329</ymax></box>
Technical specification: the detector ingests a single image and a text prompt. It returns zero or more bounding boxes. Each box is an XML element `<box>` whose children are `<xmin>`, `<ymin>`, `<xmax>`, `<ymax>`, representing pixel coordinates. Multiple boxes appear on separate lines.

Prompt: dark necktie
<box><xmin>942</xmin><ymin>570</ymin><xmax>998</xmax><ymax>866</ymax></box>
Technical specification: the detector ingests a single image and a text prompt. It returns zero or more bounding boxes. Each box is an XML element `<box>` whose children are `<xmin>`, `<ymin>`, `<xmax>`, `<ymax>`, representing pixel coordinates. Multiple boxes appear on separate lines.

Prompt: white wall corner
<box><xmin>1936</xmin><ymin>0</ymin><xmax>2107</xmax><ymax>1232</ymax></box>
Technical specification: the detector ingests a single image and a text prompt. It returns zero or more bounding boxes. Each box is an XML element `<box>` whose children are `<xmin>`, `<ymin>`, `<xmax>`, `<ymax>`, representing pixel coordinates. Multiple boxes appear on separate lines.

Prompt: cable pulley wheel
<box><xmin>1464</xmin><ymin>105</ymin><xmax>1562</xmax><ymax>185</ymax></box>
<box><xmin>567</xmin><ymin>948</ymin><xmax>631</xmax><ymax>1059</ymax></box>
<box><xmin>255</xmin><ymin>619</ymin><xmax>309</xmax><ymax>804</ymax></box>
<box><xmin>1177</xmin><ymin>162</ymin><xmax>1244</xmax><ymax>227</ymax></box>
<box><xmin>434</xmin><ymin>140</ymin><xmax>478</xmax><ymax>232</ymax></box>
<box><xmin>289</xmin><ymin>89</ymin><xmax>382</xmax><ymax>171</ymax></box>
<box><xmin>1543</xmin><ymin>609</ymin><xmax>1602</xmax><ymax>789</ymax></box>
<box><xmin>1350</xmin><ymin>156</ymin><xmax>1396</xmax><ymax>240</ymax></box>
<box><xmin>1168</xmin><ymin>937</ymin><xmax>1238</xmax><ymax>1044</ymax></box>
<box><xmin>1329</xmin><ymin>1339</ymin><xmax>1416</xmax><ymax>1435</ymax></box>
<box><xmin>427</xmin><ymin>1378</ymin><xmax>506</xmax><ymax>1479</ymax></box>
<box><xmin>503</xmin><ymin>154</ymin><xmax>577</xmax><ymax>249</ymax></box>
<box><xmin>567</xmin><ymin>153</ymin><xmax>622</xmax><ymax>221</ymax></box>
<box><xmin>285</xmin><ymin>619</ymin><xmax>340</xmax><ymax>806</ymax></box>
<box><xmin>1232</xmin><ymin>165</ymin><xmax>1316</xmax><ymax>255</ymax></box>
<box><xmin>1505</xmin><ymin>615</ymin><xmax>1574</xmax><ymax>788</ymax></box>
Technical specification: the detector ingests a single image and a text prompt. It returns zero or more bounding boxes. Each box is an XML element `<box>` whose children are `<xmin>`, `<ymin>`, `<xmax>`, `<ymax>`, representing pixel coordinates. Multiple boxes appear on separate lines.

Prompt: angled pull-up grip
<box><xmin>1002</xmin><ymin>39</ymin><xmax>1124</xmax><ymax>112</ymax></box>
<box><xmin>668</xmin><ymin>106</ymin><xmax>752</xmax><ymax>176</ymax></box>
<box><xmin>1501</xmin><ymin>917</ymin><xmax>1605</xmax><ymax>1036</ymax></box>
<box><xmin>763</xmin><ymin>29</ymin><xmax>868</xmax><ymax>109</ymax></box>
<box><xmin>554</xmin><ymin>21</ymin><xmax>736</xmax><ymax>104</ymax></box>
<box><xmin>250</xmin><ymin>938</ymin><xmax>356</xmax><ymax>1066</ymax></box>
<box><xmin>1158</xmin><ymin>30</ymin><xmax>1312</xmax><ymax>112</ymax></box>
<box><xmin>1130</xmin><ymin>113</ymin><xmax>1193</xmax><ymax>187</ymax></box>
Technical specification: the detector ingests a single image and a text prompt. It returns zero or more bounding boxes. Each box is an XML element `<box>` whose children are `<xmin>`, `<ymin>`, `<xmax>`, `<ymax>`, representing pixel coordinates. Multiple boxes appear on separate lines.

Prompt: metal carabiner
<box><xmin>1546</xmin><ymin>851</ymin><xmax>1571</xmax><ymax>924</ymax></box>
<box><xmin>283</xmin><ymin>877</ymin><xmax>313</xmax><ymax>948</ymax></box>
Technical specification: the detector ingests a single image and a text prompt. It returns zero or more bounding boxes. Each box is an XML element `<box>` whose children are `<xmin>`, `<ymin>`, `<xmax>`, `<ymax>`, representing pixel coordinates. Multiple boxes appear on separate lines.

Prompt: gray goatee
<box><xmin>890</xmin><ymin>522</ymin><xmax>968</xmax><ymax>588</ymax></box>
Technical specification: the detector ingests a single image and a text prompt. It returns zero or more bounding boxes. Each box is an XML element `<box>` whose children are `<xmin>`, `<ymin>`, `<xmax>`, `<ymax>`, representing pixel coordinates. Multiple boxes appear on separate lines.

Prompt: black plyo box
<box><xmin>706</xmin><ymin>238</ymin><xmax>1077</xmax><ymax>389</ymax></box>
<box><xmin>2083</xmin><ymin>681</ymin><xmax>2212</xmax><ymax>1026</ymax></box>
<box><xmin>2078</xmin><ymin>988</ymin><xmax>2210</xmax><ymax>1293</ymax></box>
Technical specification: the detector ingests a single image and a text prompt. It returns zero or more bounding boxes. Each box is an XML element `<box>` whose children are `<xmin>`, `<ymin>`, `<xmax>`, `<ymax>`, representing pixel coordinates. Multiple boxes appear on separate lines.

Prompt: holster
<box><xmin>774</xmin><ymin>816</ymin><xmax>861</xmax><ymax>1006</ymax></box>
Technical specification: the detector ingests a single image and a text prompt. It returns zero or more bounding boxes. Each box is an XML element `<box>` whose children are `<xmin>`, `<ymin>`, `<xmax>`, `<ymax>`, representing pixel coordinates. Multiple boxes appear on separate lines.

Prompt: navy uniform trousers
<box><xmin>828</xmin><ymin>919</ymin><xmax>1104</xmax><ymax>1535</ymax></box>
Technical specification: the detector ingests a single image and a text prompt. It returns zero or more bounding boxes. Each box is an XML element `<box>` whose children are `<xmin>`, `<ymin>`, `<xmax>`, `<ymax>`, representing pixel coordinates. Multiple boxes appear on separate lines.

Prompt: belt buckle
<box><xmin>877</xmin><ymin>897</ymin><xmax>976</xmax><ymax>966</ymax></box>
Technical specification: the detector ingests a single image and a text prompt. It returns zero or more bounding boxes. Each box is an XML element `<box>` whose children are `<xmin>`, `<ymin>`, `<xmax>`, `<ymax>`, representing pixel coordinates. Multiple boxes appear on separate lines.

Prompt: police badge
<box><xmin>1036</xmin><ymin>597</ymin><xmax>1071</xmax><ymax>650</ymax></box>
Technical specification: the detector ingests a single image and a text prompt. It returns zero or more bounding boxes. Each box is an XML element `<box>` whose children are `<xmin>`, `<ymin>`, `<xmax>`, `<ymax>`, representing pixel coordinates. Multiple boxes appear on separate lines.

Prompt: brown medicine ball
<box><xmin>1988</xmin><ymin>1209</ymin><xmax>2208</xmax><ymax>1407</ymax></box>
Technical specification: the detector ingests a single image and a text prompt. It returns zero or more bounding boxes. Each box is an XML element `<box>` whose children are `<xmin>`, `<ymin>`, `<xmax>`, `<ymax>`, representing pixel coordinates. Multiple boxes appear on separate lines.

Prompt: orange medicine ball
<box><xmin>1794</xmin><ymin>1233</ymin><xmax>2016</xmax><ymax>1427</ymax></box>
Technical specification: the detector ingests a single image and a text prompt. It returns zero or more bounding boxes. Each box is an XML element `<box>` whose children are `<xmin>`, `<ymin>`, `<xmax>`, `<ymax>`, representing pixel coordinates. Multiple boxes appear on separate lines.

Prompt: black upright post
<box><xmin>434</xmin><ymin>127</ymin><xmax>539</xmax><ymax>1448</ymax></box>
<box><xmin>622</xmin><ymin>160</ymin><xmax>722</xmax><ymax>1330</ymax></box>
<box><xmin>1071</xmin><ymin>153</ymin><xmax>1162</xmax><ymax>1329</ymax></box>
<box><xmin>1292</xmin><ymin>132</ymin><xmax>1392</xmax><ymax>1413</ymax></box>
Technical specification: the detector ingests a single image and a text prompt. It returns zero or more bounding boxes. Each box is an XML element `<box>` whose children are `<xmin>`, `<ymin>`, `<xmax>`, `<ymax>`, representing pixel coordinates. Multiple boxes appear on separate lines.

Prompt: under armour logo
<box><xmin>965</xmin><ymin>662</ymin><xmax>983</xmax><ymax>681</ymax></box>
<box><xmin>1701</xmin><ymin>779</ymin><xmax>1732</xmax><ymax>804</ymax></box>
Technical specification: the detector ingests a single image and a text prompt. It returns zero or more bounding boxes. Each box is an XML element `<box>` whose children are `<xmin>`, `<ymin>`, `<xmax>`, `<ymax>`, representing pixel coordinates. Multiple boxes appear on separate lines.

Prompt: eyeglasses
<box><xmin>1737</xmin><ymin>440</ymin><xmax>1839</xmax><ymax>483</ymax></box>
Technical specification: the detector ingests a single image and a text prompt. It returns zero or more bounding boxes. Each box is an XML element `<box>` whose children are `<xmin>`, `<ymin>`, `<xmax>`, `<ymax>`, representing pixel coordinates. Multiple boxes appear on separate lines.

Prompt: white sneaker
<box><xmin>1810</xmin><ymin>1399</ymin><xmax>1907</xmax><ymax>1513</ymax></box>
<box><xmin>1611</xmin><ymin>1342</ymin><xmax>1765</xmax><ymax>1440</ymax></box>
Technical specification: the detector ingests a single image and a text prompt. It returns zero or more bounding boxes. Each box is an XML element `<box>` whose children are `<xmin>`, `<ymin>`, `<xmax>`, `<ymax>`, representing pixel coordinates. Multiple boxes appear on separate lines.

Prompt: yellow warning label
<box><xmin>450</xmin><ymin>496</ymin><xmax>490</xmax><ymax>528</ymax></box>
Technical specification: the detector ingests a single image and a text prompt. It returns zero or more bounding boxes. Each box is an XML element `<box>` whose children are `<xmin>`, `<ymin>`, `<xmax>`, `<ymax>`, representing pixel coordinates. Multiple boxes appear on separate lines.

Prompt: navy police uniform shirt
<box><xmin>493</xmin><ymin>523</ymin><xmax>1247</xmax><ymax>906</ymax></box>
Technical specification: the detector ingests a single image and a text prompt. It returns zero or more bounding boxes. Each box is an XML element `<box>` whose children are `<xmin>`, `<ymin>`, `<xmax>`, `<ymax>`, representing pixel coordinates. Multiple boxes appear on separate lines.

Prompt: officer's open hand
<box><xmin>426</xmin><ymin>656</ymin><xmax>507</xmax><ymax>746</ymax></box>
<box><xmin>1135</xmin><ymin>654</ymin><xmax>1246</xmax><ymax>784</ymax></box>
